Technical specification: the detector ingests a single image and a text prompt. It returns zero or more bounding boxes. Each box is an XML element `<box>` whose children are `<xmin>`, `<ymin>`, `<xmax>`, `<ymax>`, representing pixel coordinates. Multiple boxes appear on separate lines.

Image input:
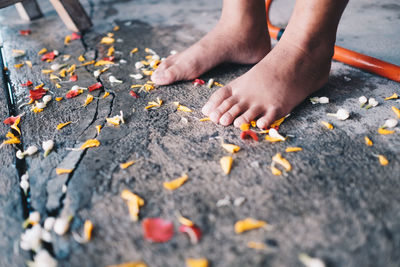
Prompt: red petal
<box><xmin>179</xmin><ymin>225</ymin><xmax>202</xmax><ymax>244</ymax></box>
<box><xmin>102</xmin><ymin>56</ymin><xmax>115</xmax><ymax>62</ymax></box>
<box><xmin>69</xmin><ymin>75</ymin><xmax>78</xmax><ymax>82</ymax></box>
<box><xmin>3</xmin><ymin>116</ymin><xmax>19</xmax><ymax>125</ymax></box>
<box><xmin>240</xmin><ymin>130</ymin><xmax>259</xmax><ymax>141</ymax></box>
<box><xmin>21</xmin><ymin>80</ymin><xmax>33</xmax><ymax>87</ymax></box>
<box><xmin>129</xmin><ymin>91</ymin><xmax>139</xmax><ymax>98</ymax></box>
<box><xmin>65</xmin><ymin>89</ymin><xmax>81</xmax><ymax>99</ymax></box>
<box><xmin>88</xmin><ymin>82</ymin><xmax>103</xmax><ymax>92</ymax></box>
<box><xmin>29</xmin><ymin>88</ymin><xmax>47</xmax><ymax>100</ymax></box>
<box><xmin>19</xmin><ymin>30</ymin><xmax>31</xmax><ymax>36</ymax></box>
<box><xmin>71</xmin><ymin>32</ymin><xmax>82</xmax><ymax>40</ymax></box>
<box><xmin>192</xmin><ymin>79</ymin><xmax>205</xmax><ymax>85</ymax></box>
<box><xmin>142</xmin><ymin>218</ymin><xmax>174</xmax><ymax>243</ymax></box>
<box><xmin>41</xmin><ymin>51</ymin><xmax>56</xmax><ymax>61</ymax></box>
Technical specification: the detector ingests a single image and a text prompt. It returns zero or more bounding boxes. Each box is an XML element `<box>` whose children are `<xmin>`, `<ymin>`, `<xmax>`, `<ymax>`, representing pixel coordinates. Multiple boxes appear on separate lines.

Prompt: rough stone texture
<box><xmin>0</xmin><ymin>0</ymin><xmax>399</xmax><ymax>267</ymax></box>
<box><xmin>0</xmin><ymin>45</ymin><xmax>28</xmax><ymax>266</ymax></box>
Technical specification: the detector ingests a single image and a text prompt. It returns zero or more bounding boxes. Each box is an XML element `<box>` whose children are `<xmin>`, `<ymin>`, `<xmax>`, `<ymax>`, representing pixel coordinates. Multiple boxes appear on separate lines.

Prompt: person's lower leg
<box><xmin>151</xmin><ymin>0</ymin><xmax>271</xmax><ymax>85</ymax></box>
<box><xmin>201</xmin><ymin>0</ymin><xmax>349</xmax><ymax>129</ymax></box>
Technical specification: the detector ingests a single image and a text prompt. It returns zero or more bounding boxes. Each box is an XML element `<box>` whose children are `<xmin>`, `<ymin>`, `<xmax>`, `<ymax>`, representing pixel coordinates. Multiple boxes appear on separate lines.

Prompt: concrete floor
<box><xmin>0</xmin><ymin>0</ymin><xmax>399</xmax><ymax>266</ymax></box>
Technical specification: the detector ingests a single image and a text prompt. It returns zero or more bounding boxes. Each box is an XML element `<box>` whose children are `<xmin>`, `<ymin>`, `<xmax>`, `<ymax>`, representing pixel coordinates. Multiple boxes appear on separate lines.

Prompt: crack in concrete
<box><xmin>0</xmin><ymin>39</ymin><xmax>30</xmax><ymax>218</ymax></box>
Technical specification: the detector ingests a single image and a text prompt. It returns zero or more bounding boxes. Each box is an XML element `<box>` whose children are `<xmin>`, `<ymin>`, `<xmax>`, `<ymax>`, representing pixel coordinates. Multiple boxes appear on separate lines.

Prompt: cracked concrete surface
<box><xmin>0</xmin><ymin>0</ymin><xmax>399</xmax><ymax>266</ymax></box>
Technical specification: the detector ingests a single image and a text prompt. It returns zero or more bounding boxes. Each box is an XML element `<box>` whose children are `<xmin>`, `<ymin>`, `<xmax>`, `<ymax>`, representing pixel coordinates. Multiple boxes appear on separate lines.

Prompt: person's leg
<box><xmin>151</xmin><ymin>0</ymin><xmax>271</xmax><ymax>85</ymax></box>
<box><xmin>202</xmin><ymin>0</ymin><xmax>349</xmax><ymax>129</ymax></box>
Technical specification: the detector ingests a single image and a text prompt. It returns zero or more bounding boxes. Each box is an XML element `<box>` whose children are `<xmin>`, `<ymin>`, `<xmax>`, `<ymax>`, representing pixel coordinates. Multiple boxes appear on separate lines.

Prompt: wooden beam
<box><xmin>0</xmin><ymin>0</ymin><xmax>21</xmax><ymax>9</ymax></box>
<box><xmin>15</xmin><ymin>0</ymin><xmax>42</xmax><ymax>21</ymax></box>
<box><xmin>48</xmin><ymin>0</ymin><xmax>92</xmax><ymax>32</ymax></box>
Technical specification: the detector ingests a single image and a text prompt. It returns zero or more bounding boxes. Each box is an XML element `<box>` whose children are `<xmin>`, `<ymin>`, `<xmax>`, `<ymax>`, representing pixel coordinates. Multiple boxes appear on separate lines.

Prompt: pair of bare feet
<box><xmin>151</xmin><ymin>0</ymin><xmax>348</xmax><ymax>129</ymax></box>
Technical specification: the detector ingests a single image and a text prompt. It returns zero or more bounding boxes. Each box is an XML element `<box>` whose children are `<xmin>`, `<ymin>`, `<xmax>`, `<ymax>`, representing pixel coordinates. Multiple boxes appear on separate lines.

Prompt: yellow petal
<box><xmin>120</xmin><ymin>190</ymin><xmax>145</xmax><ymax>206</ymax></box>
<box><xmin>272</xmin><ymin>153</ymin><xmax>291</xmax><ymax>171</ymax></box>
<box><xmin>2</xmin><ymin>132</ymin><xmax>21</xmax><ymax>145</ymax></box>
<box><xmin>213</xmin><ymin>81</ymin><xmax>224</xmax><ymax>87</ymax></box>
<box><xmin>100</xmin><ymin>36</ymin><xmax>115</xmax><ymax>44</ymax></box>
<box><xmin>130</xmin><ymin>48</ymin><xmax>138</xmax><ymax>54</ymax></box>
<box><xmin>271</xmin><ymin>165</ymin><xmax>282</xmax><ymax>176</ymax></box>
<box><xmin>64</xmin><ymin>35</ymin><xmax>71</xmax><ymax>45</ymax></box>
<box><xmin>285</xmin><ymin>147</ymin><xmax>302</xmax><ymax>153</ymax></box>
<box><xmin>163</xmin><ymin>174</ymin><xmax>188</xmax><ymax>190</ymax></box>
<box><xmin>83</xmin><ymin>94</ymin><xmax>94</xmax><ymax>107</ymax></box>
<box><xmin>385</xmin><ymin>93</ymin><xmax>398</xmax><ymax>100</ymax></box>
<box><xmin>106</xmin><ymin>116</ymin><xmax>121</xmax><ymax>126</ymax></box>
<box><xmin>199</xmin><ymin>117</ymin><xmax>210</xmax><ymax>122</ymax></box>
<box><xmin>270</xmin><ymin>116</ymin><xmax>286</xmax><ymax>128</ymax></box>
<box><xmin>80</xmin><ymin>139</ymin><xmax>100</xmax><ymax>150</ymax></box>
<box><xmin>41</xmin><ymin>69</ymin><xmax>53</xmax><ymax>74</ymax></box>
<box><xmin>378</xmin><ymin>155</ymin><xmax>389</xmax><ymax>166</ymax></box>
<box><xmin>247</xmin><ymin>241</ymin><xmax>268</xmax><ymax>250</ymax></box>
<box><xmin>221</xmin><ymin>143</ymin><xmax>241</xmax><ymax>154</ymax></box>
<box><xmin>78</xmin><ymin>54</ymin><xmax>85</xmax><ymax>62</ymax></box>
<box><xmin>67</xmin><ymin>64</ymin><xmax>76</xmax><ymax>73</ymax></box>
<box><xmin>11</xmin><ymin>116</ymin><xmax>21</xmax><ymax>135</ymax></box>
<box><xmin>55</xmin><ymin>97</ymin><xmax>63</xmax><ymax>101</ymax></box>
<box><xmin>364</xmin><ymin>136</ymin><xmax>373</xmax><ymax>146</ymax></box>
<box><xmin>240</xmin><ymin>123</ymin><xmax>250</xmax><ymax>131</ymax></box>
<box><xmin>220</xmin><ymin>156</ymin><xmax>233</xmax><ymax>174</ymax></box>
<box><xmin>56</xmin><ymin>83</ymin><xmax>61</xmax><ymax>89</ymax></box>
<box><xmin>186</xmin><ymin>258</ymin><xmax>208</xmax><ymax>267</ymax></box>
<box><xmin>378</xmin><ymin>128</ymin><xmax>395</xmax><ymax>135</ymax></box>
<box><xmin>50</xmin><ymin>74</ymin><xmax>60</xmax><ymax>80</ymax></box>
<box><xmin>102</xmin><ymin>92</ymin><xmax>110</xmax><ymax>99</ymax></box>
<box><xmin>81</xmin><ymin>60</ymin><xmax>95</xmax><ymax>66</ymax></box>
<box><xmin>94</xmin><ymin>60</ymin><xmax>115</xmax><ymax>66</ymax></box>
<box><xmin>14</xmin><ymin>63</ymin><xmax>24</xmax><ymax>68</ymax></box>
<box><xmin>142</xmin><ymin>69</ymin><xmax>153</xmax><ymax>76</ymax></box>
<box><xmin>59</xmin><ymin>69</ymin><xmax>67</xmax><ymax>77</ymax></box>
<box><xmin>265</xmin><ymin>135</ymin><xmax>285</xmax><ymax>142</ymax></box>
<box><xmin>107</xmin><ymin>46</ymin><xmax>115</xmax><ymax>57</ymax></box>
<box><xmin>96</xmin><ymin>125</ymin><xmax>102</xmax><ymax>134</ymax></box>
<box><xmin>250</xmin><ymin>121</ymin><xmax>256</xmax><ymax>127</ymax></box>
<box><xmin>321</xmin><ymin>121</ymin><xmax>334</xmax><ymax>130</ymax></box>
<box><xmin>38</xmin><ymin>48</ymin><xmax>48</xmax><ymax>55</ymax></box>
<box><xmin>56</xmin><ymin>168</ymin><xmax>73</xmax><ymax>175</ymax></box>
<box><xmin>57</xmin><ymin>121</ymin><xmax>72</xmax><ymax>130</ymax></box>
<box><xmin>234</xmin><ymin>218</ymin><xmax>267</xmax><ymax>234</ymax></box>
<box><xmin>107</xmin><ymin>262</ymin><xmax>147</xmax><ymax>267</ymax></box>
<box><xmin>177</xmin><ymin>215</ymin><xmax>194</xmax><ymax>227</ymax></box>
<box><xmin>120</xmin><ymin>161</ymin><xmax>135</xmax><ymax>169</ymax></box>
<box><xmin>25</xmin><ymin>61</ymin><xmax>32</xmax><ymax>68</ymax></box>
<box><xmin>392</xmin><ymin>106</ymin><xmax>400</xmax><ymax>118</ymax></box>
<box><xmin>121</xmin><ymin>190</ymin><xmax>144</xmax><ymax>221</ymax></box>
<box><xmin>83</xmin><ymin>220</ymin><xmax>93</xmax><ymax>241</ymax></box>
<box><xmin>177</xmin><ymin>105</ymin><xmax>193</xmax><ymax>112</ymax></box>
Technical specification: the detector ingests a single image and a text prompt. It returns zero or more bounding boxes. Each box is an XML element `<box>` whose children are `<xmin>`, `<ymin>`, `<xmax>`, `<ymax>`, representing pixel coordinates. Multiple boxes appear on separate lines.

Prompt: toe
<box><xmin>233</xmin><ymin>107</ymin><xmax>264</xmax><ymax>128</ymax></box>
<box><xmin>219</xmin><ymin>103</ymin><xmax>246</xmax><ymax>126</ymax></box>
<box><xmin>151</xmin><ymin>65</ymin><xmax>179</xmax><ymax>85</ymax></box>
<box><xmin>202</xmin><ymin>85</ymin><xmax>233</xmax><ymax>116</ymax></box>
<box><xmin>256</xmin><ymin>108</ymin><xmax>279</xmax><ymax>129</ymax></box>
<box><xmin>209</xmin><ymin>97</ymin><xmax>238</xmax><ymax>123</ymax></box>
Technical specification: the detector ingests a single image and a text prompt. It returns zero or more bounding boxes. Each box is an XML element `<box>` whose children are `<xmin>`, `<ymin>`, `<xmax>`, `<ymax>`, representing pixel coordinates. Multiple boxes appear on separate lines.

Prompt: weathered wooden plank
<box><xmin>0</xmin><ymin>0</ymin><xmax>400</xmax><ymax>267</ymax></box>
<box><xmin>15</xmin><ymin>0</ymin><xmax>43</xmax><ymax>21</ymax></box>
<box><xmin>49</xmin><ymin>0</ymin><xmax>92</xmax><ymax>32</ymax></box>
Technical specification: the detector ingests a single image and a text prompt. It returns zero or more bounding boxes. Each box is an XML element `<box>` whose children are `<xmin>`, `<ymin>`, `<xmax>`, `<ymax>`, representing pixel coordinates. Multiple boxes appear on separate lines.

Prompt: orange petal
<box><xmin>163</xmin><ymin>174</ymin><xmax>188</xmax><ymax>190</ymax></box>
<box><xmin>234</xmin><ymin>218</ymin><xmax>267</xmax><ymax>234</ymax></box>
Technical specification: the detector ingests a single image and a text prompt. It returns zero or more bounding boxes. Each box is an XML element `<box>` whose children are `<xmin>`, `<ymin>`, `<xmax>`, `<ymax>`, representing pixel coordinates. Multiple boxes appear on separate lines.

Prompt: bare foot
<box><xmin>201</xmin><ymin>0</ymin><xmax>349</xmax><ymax>129</ymax></box>
<box><xmin>151</xmin><ymin>0</ymin><xmax>271</xmax><ymax>85</ymax></box>
<box><xmin>201</xmin><ymin>37</ymin><xmax>332</xmax><ymax>129</ymax></box>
